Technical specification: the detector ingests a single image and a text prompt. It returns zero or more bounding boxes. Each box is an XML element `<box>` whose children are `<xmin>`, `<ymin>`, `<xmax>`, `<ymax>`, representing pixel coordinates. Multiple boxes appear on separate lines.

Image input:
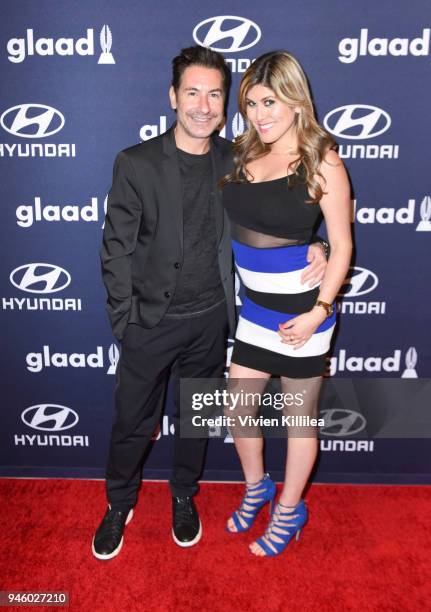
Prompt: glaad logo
<box><xmin>193</xmin><ymin>16</ymin><xmax>260</xmax><ymax>73</ymax></box>
<box><xmin>101</xmin><ymin>194</ymin><xmax>108</xmax><ymax>229</ymax></box>
<box><xmin>25</xmin><ymin>344</ymin><xmax>119</xmax><ymax>374</ymax></box>
<box><xmin>338</xmin><ymin>28</ymin><xmax>430</xmax><ymax>64</ymax></box>
<box><xmin>16</xmin><ymin>404</ymin><xmax>89</xmax><ymax>447</ymax></box>
<box><xmin>98</xmin><ymin>25</ymin><xmax>115</xmax><ymax>64</ymax></box>
<box><xmin>152</xmin><ymin>415</ymin><xmax>175</xmax><ymax>440</ymax></box>
<box><xmin>353</xmin><ymin>196</ymin><xmax>431</xmax><ymax>230</ymax></box>
<box><xmin>328</xmin><ymin>347</ymin><xmax>418</xmax><ymax>377</ymax></box>
<box><xmin>225</xmin><ymin>338</ymin><xmax>235</xmax><ymax>375</ymax></box>
<box><xmin>320</xmin><ymin>409</ymin><xmax>367</xmax><ymax>437</ymax></box>
<box><xmin>338</xmin><ymin>266</ymin><xmax>385</xmax><ymax>315</ymax></box>
<box><xmin>219</xmin><ymin>112</ymin><xmax>246</xmax><ymax>140</ymax></box>
<box><xmin>2</xmin><ymin>263</ymin><xmax>81</xmax><ymax>312</ymax></box>
<box><xmin>232</xmin><ymin>113</ymin><xmax>245</xmax><ymax>138</ymax></box>
<box><xmin>0</xmin><ymin>104</ymin><xmax>76</xmax><ymax>158</ymax></box>
<box><xmin>416</xmin><ymin>196</ymin><xmax>431</xmax><ymax>232</ymax></box>
<box><xmin>107</xmin><ymin>344</ymin><xmax>119</xmax><ymax>375</ymax></box>
<box><xmin>6</xmin><ymin>26</ymin><xmax>115</xmax><ymax>64</ymax></box>
<box><xmin>401</xmin><ymin>347</ymin><xmax>418</xmax><ymax>378</ymax></box>
<box><xmin>1</xmin><ymin>104</ymin><xmax>64</xmax><ymax>138</ymax></box>
<box><xmin>139</xmin><ymin>116</ymin><xmax>167</xmax><ymax>141</ymax></box>
<box><xmin>22</xmin><ymin>404</ymin><xmax>78</xmax><ymax>431</ymax></box>
<box><xmin>26</xmin><ymin>346</ymin><xmax>104</xmax><ymax>372</ymax></box>
<box><xmin>323</xmin><ymin>105</ymin><xmax>398</xmax><ymax>160</ymax></box>
<box><xmin>16</xmin><ymin>196</ymin><xmax>103</xmax><ymax>227</ymax></box>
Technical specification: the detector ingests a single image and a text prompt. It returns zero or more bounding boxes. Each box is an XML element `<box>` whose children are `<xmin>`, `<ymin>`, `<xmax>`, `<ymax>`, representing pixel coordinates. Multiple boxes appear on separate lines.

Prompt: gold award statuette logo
<box><xmin>98</xmin><ymin>25</ymin><xmax>115</xmax><ymax>64</ymax></box>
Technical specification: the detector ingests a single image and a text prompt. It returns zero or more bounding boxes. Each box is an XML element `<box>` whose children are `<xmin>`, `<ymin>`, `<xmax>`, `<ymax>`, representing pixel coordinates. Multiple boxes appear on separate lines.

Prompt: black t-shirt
<box><xmin>166</xmin><ymin>147</ymin><xmax>225</xmax><ymax>316</ymax></box>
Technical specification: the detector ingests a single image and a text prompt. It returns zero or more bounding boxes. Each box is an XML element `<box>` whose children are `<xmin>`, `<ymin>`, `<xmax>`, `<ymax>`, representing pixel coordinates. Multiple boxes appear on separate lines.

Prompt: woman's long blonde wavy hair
<box><xmin>222</xmin><ymin>50</ymin><xmax>337</xmax><ymax>203</ymax></box>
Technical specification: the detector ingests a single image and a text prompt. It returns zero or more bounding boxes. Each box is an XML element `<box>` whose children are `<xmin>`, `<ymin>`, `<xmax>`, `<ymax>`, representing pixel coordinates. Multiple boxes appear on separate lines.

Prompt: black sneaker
<box><xmin>172</xmin><ymin>496</ymin><xmax>202</xmax><ymax>547</ymax></box>
<box><xmin>92</xmin><ymin>505</ymin><xmax>134</xmax><ymax>560</ymax></box>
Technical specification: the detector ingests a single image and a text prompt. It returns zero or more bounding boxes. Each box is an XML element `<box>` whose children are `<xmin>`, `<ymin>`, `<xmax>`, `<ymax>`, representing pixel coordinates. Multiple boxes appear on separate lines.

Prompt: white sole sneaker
<box><xmin>172</xmin><ymin>519</ymin><xmax>202</xmax><ymax>548</ymax></box>
<box><xmin>92</xmin><ymin>507</ymin><xmax>134</xmax><ymax>560</ymax></box>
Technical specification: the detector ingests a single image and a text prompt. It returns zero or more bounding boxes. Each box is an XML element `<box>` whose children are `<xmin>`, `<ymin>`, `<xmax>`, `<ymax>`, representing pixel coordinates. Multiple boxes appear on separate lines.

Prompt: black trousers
<box><xmin>105</xmin><ymin>300</ymin><xmax>228</xmax><ymax>510</ymax></box>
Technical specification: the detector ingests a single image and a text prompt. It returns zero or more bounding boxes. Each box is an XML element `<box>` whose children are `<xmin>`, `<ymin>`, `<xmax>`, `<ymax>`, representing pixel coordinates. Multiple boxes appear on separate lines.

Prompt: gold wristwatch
<box><xmin>315</xmin><ymin>300</ymin><xmax>334</xmax><ymax>317</ymax></box>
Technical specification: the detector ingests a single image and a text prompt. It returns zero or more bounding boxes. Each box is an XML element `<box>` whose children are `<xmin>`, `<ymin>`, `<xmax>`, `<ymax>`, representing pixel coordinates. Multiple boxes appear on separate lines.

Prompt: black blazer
<box><xmin>100</xmin><ymin>125</ymin><xmax>236</xmax><ymax>341</ymax></box>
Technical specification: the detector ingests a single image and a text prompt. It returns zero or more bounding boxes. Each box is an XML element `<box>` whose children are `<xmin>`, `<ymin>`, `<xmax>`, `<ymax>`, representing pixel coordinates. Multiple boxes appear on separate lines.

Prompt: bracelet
<box><xmin>314</xmin><ymin>300</ymin><xmax>334</xmax><ymax>317</ymax></box>
<box><xmin>319</xmin><ymin>239</ymin><xmax>330</xmax><ymax>259</ymax></box>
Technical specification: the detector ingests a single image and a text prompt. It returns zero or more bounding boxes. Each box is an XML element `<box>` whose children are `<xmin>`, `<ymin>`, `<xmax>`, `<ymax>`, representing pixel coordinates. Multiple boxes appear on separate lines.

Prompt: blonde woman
<box><xmin>222</xmin><ymin>51</ymin><xmax>352</xmax><ymax>557</ymax></box>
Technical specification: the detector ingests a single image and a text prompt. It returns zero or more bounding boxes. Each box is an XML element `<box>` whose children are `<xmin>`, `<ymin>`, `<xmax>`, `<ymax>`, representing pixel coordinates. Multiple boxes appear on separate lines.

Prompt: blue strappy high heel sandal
<box><xmin>251</xmin><ymin>499</ymin><xmax>308</xmax><ymax>556</ymax></box>
<box><xmin>226</xmin><ymin>473</ymin><xmax>276</xmax><ymax>533</ymax></box>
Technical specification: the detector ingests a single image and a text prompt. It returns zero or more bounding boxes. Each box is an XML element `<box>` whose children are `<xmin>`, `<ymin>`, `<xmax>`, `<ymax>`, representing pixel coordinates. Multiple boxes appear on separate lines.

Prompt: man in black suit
<box><xmin>92</xmin><ymin>45</ymin><xmax>327</xmax><ymax>560</ymax></box>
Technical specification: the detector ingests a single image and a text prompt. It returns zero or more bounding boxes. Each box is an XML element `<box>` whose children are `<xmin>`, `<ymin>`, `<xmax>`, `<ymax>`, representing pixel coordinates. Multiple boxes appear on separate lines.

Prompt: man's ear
<box><xmin>169</xmin><ymin>86</ymin><xmax>177</xmax><ymax>110</ymax></box>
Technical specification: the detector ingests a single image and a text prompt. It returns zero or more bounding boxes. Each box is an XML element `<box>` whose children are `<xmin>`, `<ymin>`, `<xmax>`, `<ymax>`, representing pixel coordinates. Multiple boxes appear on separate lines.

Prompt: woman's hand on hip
<box><xmin>278</xmin><ymin>308</ymin><xmax>327</xmax><ymax>350</ymax></box>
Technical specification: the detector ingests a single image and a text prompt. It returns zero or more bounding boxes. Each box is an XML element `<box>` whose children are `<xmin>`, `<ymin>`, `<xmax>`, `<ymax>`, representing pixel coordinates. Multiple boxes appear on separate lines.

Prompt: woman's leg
<box><xmin>250</xmin><ymin>375</ymin><xmax>322</xmax><ymax>555</ymax></box>
<box><xmin>226</xmin><ymin>362</ymin><xmax>270</xmax><ymax>532</ymax></box>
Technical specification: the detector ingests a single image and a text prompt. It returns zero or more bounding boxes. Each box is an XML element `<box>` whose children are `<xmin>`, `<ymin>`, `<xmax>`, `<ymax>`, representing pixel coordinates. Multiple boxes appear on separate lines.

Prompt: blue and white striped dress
<box><xmin>223</xmin><ymin>169</ymin><xmax>335</xmax><ymax>378</ymax></box>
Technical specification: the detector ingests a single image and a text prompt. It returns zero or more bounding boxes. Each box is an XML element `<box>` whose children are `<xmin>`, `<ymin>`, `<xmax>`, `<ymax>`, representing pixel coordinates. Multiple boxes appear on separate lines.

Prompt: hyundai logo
<box><xmin>323</xmin><ymin>104</ymin><xmax>391</xmax><ymax>140</ymax></box>
<box><xmin>193</xmin><ymin>16</ymin><xmax>261</xmax><ymax>52</ymax></box>
<box><xmin>338</xmin><ymin>266</ymin><xmax>379</xmax><ymax>297</ymax></box>
<box><xmin>10</xmin><ymin>263</ymin><xmax>71</xmax><ymax>294</ymax></box>
<box><xmin>21</xmin><ymin>404</ymin><xmax>79</xmax><ymax>431</ymax></box>
<box><xmin>320</xmin><ymin>409</ymin><xmax>366</xmax><ymax>436</ymax></box>
<box><xmin>0</xmin><ymin>104</ymin><xmax>65</xmax><ymax>138</ymax></box>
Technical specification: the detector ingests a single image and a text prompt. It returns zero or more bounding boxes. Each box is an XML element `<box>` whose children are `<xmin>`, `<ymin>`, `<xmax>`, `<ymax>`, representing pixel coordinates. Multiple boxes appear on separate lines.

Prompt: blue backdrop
<box><xmin>1</xmin><ymin>0</ymin><xmax>430</xmax><ymax>484</ymax></box>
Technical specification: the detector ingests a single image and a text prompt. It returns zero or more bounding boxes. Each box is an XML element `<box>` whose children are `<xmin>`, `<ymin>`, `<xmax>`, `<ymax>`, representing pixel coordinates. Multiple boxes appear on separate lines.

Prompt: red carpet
<box><xmin>1</xmin><ymin>479</ymin><xmax>430</xmax><ymax>611</ymax></box>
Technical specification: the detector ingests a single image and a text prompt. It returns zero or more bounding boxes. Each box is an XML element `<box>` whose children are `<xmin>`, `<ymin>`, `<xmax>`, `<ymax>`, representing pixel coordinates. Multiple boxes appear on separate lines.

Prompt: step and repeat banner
<box><xmin>1</xmin><ymin>1</ymin><xmax>430</xmax><ymax>484</ymax></box>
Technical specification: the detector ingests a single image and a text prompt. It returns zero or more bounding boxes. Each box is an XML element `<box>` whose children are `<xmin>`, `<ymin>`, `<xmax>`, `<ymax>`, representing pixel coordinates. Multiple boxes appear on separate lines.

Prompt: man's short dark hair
<box><xmin>171</xmin><ymin>45</ymin><xmax>232</xmax><ymax>99</ymax></box>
